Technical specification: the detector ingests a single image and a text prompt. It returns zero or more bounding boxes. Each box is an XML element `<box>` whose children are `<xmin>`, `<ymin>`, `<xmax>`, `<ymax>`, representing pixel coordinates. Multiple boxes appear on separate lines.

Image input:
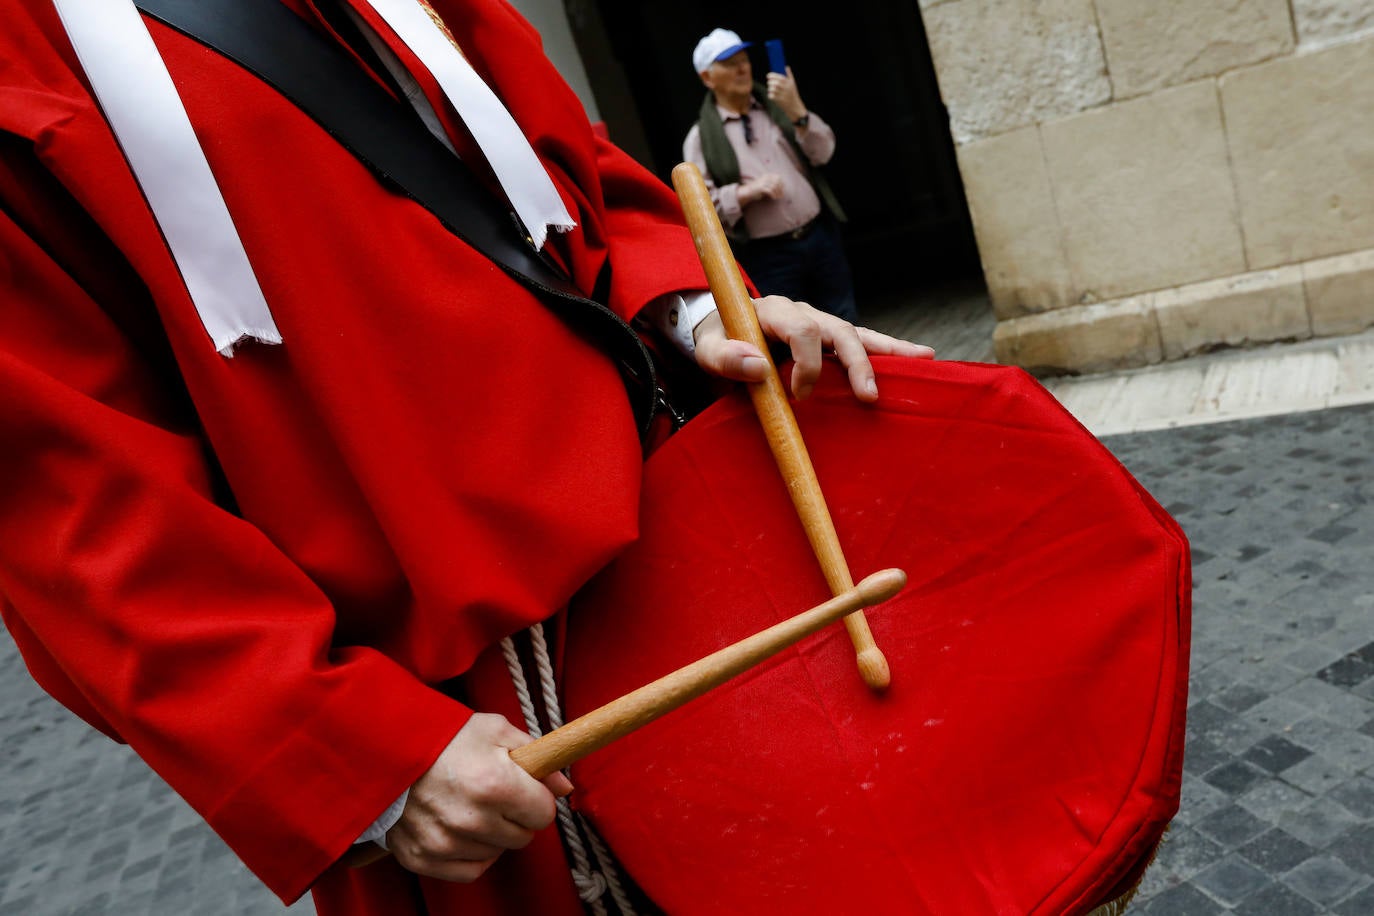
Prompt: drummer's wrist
<box><xmin>643</xmin><ymin>290</ymin><xmax>719</xmax><ymax>358</ymax></box>
<box><xmin>355</xmin><ymin>789</ymin><xmax>410</xmax><ymax>848</ymax></box>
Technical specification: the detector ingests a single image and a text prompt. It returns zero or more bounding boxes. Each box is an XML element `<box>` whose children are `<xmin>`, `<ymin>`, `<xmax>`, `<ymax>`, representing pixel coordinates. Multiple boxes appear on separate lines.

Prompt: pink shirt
<box><xmin>683</xmin><ymin>98</ymin><xmax>836</xmax><ymax>239</ymax></box>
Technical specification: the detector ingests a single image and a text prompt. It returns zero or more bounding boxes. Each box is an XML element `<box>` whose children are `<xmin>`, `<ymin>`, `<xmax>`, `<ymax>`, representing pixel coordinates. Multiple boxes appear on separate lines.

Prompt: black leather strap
<box><xmin>133</xmin><ymin>0</ymin><xmax>658</xmax><ymax>435</ymax></box>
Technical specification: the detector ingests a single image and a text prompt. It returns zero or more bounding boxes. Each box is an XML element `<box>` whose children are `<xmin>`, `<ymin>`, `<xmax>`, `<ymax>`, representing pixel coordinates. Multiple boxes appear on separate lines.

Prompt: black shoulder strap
<box><xmin>132</xmin><ymin>0</ymin><xmax>659</xmax><ymax>436</ymax></box>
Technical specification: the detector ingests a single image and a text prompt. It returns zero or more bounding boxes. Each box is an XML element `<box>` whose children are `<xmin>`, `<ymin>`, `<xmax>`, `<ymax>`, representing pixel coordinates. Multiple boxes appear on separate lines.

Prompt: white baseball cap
<box><xmin>693</xmin><ymin>28</ymin><xmax>752</xmax><ymax>74</ymax></box>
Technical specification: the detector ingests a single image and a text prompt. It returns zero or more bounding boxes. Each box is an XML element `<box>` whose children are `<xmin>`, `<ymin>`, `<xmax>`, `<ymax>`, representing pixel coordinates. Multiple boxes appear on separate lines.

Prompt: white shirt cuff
<box><xmin>643</xmin><ymin>290</ymin><xmax>719</xmax><ymax>358</ymax></box>
<box><xmin>355</xmin><ymin>788</ymin><xmax>410</xmax><ymax>849</ymax></box>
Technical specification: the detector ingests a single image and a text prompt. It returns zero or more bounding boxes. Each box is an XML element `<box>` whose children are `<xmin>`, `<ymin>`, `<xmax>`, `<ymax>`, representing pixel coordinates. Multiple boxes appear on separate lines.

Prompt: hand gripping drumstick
<box><xmin>670</xmin><ymin>162</ymin><xmax>892</xmax><ymax>691</ymax></box>
<box><xmin>345</xmin><ymin>569</ymin><xmax>905</xmax><ymax>866</ymax></box>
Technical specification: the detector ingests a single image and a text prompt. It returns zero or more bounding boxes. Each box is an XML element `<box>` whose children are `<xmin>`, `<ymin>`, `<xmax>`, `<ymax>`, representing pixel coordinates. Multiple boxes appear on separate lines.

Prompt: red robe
<box><xmin>0</xmin><ymin>1</ymin><xmax>707</xmax><ymax>910</ymax></box>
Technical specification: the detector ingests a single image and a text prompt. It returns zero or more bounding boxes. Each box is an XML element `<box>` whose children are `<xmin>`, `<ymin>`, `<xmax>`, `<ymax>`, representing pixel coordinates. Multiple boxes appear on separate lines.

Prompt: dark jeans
<box><xmin>736</xmin><ymin>215</ymin><xmax>859</xmax><ymax>324</ymax></box>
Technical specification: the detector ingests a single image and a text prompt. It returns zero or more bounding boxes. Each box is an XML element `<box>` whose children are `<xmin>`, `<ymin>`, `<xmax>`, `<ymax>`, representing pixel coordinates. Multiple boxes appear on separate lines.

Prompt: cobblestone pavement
<box><xmin>1</xmin><ymin>397</ymin><xmax>1371</xmax><ymax>914</ymax></box>
<box><xmin>0</xmin><ymin>658</ymin><xmax>312</xmax><ymax>914</ymax></box>
<box><xmin>1111</xmin><ymin>404</ymin><xmax>1374</xmax><ymax>914</ymax></box>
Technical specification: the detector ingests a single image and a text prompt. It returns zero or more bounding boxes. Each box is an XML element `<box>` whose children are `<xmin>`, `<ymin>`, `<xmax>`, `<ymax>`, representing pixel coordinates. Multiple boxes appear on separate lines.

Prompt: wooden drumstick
<box><xmin>670</xmin><ymin>162</ymin><xmax>892</xmax><ymax>691</ymax></box>
<box><xmin>345</xmin><ymin>569</ymin><xmax>905</xmax><ymax>866</ymax></box>
<box><xmin>511</xmin><ymin>567</ymin><xmax>905</xmax><ymax>778</ymax></box>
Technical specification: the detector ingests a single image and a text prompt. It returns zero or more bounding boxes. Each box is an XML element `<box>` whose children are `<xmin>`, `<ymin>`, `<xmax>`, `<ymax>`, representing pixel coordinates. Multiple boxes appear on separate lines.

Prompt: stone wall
<box><xmin>920</xmin><ymin>0</ymin><xmax>1374</xmax><ymax>373</ymax></box>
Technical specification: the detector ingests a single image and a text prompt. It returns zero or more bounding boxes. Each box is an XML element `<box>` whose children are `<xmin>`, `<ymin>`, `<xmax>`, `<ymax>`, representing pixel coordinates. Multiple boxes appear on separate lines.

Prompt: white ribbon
<box><xmin>52</xmin><ymin>0</ymin><xmax>281</xmax><ymax>357</ymax></box>
<box><xmin>357</xmin><ymin>0</ymin><xmax>576</xmax><ymax>250</ymax></box>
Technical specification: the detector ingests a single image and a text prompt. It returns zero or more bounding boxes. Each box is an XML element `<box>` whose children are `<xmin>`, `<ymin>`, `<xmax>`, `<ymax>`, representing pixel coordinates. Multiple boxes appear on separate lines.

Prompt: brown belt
<box><xmin>783</xmin><ymin>217</ymin><xmax>820</xmax><ymax>240</ymax></box>
<box><xmin>753</xmin><ymin>217</ymin><xmax>820</xmax><ymax>245</ymax></box>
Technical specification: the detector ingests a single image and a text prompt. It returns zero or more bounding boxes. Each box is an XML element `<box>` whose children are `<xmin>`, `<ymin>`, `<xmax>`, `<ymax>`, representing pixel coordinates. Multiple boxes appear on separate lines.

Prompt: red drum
<box><xmin>561</xmin><ymin>356</ymin><xmax>1189</xmax><ymax>915</ymax></box>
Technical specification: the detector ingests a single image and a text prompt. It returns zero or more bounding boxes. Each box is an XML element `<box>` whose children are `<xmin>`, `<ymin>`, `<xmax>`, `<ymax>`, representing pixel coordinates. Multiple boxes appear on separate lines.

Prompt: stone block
<box><xmin>1221</xmin><ymin>36</ymin><xmax>1374</xmax><ymax>268</ymax></box>
<box><xmin>1292</xmin><ymin>0</ymin><xmax>1374</xmax><ymax>48</ymax></box>
<box><xmin>1155</xmin><ymin>266</ymin><xmax>1310</xmax><ymax>360</ymax></box>
<box><xmin>922</xmin><ymin>0</ymin><xmax>1110</xmax><ymax>143</ymax></box>
<box><xmin>1193</xmin><ymin>349</ymin><xmax>1339</xmax><ymax>420</ymax></box>
<box><xmin>1041</xmin><ymin>81</ymin><xmax>1247</xmax><ymax>301</ymax></box>
<box><xmin>1302</xmin><ymin>248</ymin><xmax>1374</xmax><ymax>337</ymax></box>
<box><xmin>1096</xmin><ymin>0</ymin><xmax>1294</xmax><ymax>98</ymax></box>
<box><xmin>1331</xmin><ymin>337</ymin><xmax>1374</xmax><ymax>408</ymax></box>
<box><xmin>992</xmin><ymin>294</ymin><xmax>1161</xmax><ymax>373</ymax></box>
<box><xmin>954</xmin><ymin>126</ymin><xmax>1073</xmax><ymax>318</ymax></box>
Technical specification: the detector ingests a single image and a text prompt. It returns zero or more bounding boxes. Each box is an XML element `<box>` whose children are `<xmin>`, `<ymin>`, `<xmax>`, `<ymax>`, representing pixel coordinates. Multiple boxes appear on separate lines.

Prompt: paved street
<box><xmin>2</xmin><ymin>294</ymin><xmax>1372</xmax><ymax>912</ymax></box>
<box><xmin>1111</xmin><ymin>403</ymin><xmax>1374</xmax><ymax>914</ymax></box>
<box><xmin>0</xmin><ymin>648</ymin><xmax>309</xmax><ymax>913</ymax></box>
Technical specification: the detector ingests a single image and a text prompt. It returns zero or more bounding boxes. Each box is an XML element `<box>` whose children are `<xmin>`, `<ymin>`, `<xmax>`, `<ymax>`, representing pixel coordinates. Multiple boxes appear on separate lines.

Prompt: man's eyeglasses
<box><xmin>740</xmin><ymin>115</ymin><xmax>755</xmax><ymax>145</ymax></box>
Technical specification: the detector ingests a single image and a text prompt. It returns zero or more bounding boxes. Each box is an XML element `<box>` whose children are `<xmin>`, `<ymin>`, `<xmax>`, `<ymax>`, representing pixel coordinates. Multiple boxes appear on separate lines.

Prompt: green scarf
<box><xmin>696</xmin><ymin>86</ymin><xmax>847</xmax><ymax>241</ymax></box>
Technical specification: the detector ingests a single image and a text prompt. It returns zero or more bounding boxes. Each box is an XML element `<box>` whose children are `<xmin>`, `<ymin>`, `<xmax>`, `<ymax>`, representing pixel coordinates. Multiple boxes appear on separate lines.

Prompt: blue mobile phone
<box><xmin>766</xmin><ymin>39</ymin><xmax>787</xmax><ymax>75</ymax></box>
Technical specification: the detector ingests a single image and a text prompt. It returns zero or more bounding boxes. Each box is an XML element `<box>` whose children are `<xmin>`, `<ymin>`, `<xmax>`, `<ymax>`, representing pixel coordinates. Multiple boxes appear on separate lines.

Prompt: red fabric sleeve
<box><xmin>0</xmin><ymin>205</ymin><xmax>470</xmax><ymax>903</ymax></box>
<box><xmin>592</xmin><ymin>135</ymin><xmax>719</xmax><ymax>321</ymax></box>
<box><xmin>592</xmin><ymin>135</ymin><xmax>762</xmax><ymax>310</ymax></box>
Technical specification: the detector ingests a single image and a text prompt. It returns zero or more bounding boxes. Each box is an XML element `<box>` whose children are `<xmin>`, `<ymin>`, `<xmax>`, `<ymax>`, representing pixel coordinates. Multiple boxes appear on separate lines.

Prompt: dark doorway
<box><xmin>566</xmin><ymin>0</ymin><xmax>982</xmax><ymax>302</ymax></box>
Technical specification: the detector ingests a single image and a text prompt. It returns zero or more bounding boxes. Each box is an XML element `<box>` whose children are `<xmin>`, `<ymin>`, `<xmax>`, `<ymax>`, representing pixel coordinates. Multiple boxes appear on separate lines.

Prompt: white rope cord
<box><xmin>583</xmin><ymin>817</ymin><xmax>637</xmax><ymax>916</ymax></box>
<box><xmin>527</xmin><ymin>624</ymin><xmax>565</xmax><ymax>728</ymax></box>
<box><xmin>558</xmin><ymin>798</ymin><xmax>609</xmax><ymax>910</ymax></box>
<box><xmin>525</xmin><ymin>625</ymin><xmax>638</xmax><ymax>916</ymax></box>
<box><xmin>499</xmin><ymin>636</ymin><xmax>542</xmax><ymax>737</ymax></box>
<box><xmin>500</xmin><ymin>633</ymin><xmax>610</xmax><ymax>914</ymax></box>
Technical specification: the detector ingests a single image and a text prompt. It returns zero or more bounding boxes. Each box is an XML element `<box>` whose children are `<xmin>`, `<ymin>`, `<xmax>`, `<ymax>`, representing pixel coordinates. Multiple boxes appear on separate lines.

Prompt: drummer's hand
<box><xmin>692</xmin><ymin>296</ymin><xmax>935</xmax><ymax>402</ymax></box>
<box><xmin>386</xmin><ymin>713</ymin><xmax>572</xmax><ymax>883</ymax></box>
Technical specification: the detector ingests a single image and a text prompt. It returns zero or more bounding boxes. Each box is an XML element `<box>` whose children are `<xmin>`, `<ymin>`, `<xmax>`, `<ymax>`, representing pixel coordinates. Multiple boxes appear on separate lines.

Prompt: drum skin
<box><xmin>561</xmin><ymin>357</ymin><xmax>1190</xmax><ymax>915</ymax></box>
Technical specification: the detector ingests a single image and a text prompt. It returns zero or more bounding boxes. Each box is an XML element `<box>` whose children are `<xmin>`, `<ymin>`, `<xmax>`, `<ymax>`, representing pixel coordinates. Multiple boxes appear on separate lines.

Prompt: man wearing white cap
<box><xmin>684</xmin><ymin>27</ymin><xmax>858</xmax><ymax>323</ymax></box>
